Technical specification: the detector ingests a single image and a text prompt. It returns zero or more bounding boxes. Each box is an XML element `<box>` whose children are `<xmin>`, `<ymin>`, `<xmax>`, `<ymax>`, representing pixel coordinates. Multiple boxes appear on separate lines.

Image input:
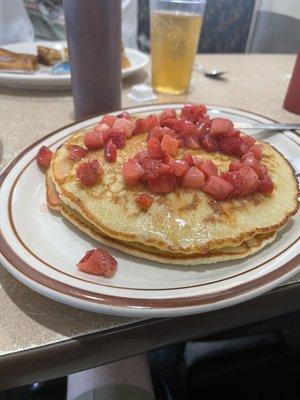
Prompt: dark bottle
<box><xmin>63</xmin><ymin>0</ymin><xmax>121</xmax><ymax>119</ymax></box>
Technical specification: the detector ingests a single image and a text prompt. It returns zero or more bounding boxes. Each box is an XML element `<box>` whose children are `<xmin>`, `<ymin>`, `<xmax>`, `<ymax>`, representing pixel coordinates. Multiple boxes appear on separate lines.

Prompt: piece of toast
<box><xmin>37</xmin><ymin>46</ymin><xmax>62</xmax><ymax>66</ymax></box>
<box><xmin>0</xmin><ymin>48</ymin><xmax>38</xmax><ymax>71</ymax></box>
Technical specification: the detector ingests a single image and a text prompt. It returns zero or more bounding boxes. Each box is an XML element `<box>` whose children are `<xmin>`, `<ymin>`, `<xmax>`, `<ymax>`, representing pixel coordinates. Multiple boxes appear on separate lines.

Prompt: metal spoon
<box><xmin>193</xmin><ymin>63</ymin><xmax>228</xmax><ymax>78</ymax></box>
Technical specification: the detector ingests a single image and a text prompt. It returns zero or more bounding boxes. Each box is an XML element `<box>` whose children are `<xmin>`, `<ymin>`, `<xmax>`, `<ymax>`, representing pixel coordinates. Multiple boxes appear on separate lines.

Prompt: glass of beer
<box><xmin>150</xmin><ymin>0</ymin><xmax>206</xmax><ymax>95</ymax></box>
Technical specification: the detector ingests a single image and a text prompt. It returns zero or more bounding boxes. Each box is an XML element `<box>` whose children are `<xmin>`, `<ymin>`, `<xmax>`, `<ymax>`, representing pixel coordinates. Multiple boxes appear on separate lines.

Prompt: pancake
<box><xmin>46</xmin><ymin>169</ymin><xmax>278</xmax><ymax>265</ymax></box>
<box><xmin>51</xmin><ymin>129</ymin><xmax>299</xmax><ymax>257</ymax></box>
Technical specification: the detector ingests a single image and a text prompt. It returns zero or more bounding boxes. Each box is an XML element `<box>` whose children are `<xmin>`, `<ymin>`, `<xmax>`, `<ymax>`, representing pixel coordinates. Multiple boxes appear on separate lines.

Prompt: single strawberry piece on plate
<box><xmin>182</xmin><ymin>152</ymin><xmax>194</xmax><ymax>166</ymax></box>
<box><xmin>184</xmin><ymin>135</ymin><xmax>201</xmax><ymax>149</ymax></box>
<box><xmin>181</xmin><ymin>167</ymin><xmax>205</xmax><ymax>189</ymax></box>
<box><xmin>202</xmin><ymin>176</ymin><xmax>233</xmax><ymax>201</ymax></box>
<box><xmin>147</xmin><ymin>137</ymin><xmax>163</xmax><ymax>159</ymax></box>
<box><xmin>180</xmin><ymin>103</ymin><xmax>207</xmax><ymax>123</ymax></box>
<box><xmin>135</xmin><ymin>193</ymin><xmax>154</xmax><ymax>210</ymax></box>
<box><xmin>109</xmin><ymin>129</ymin><xmax>127</xmax><ymax>149</ymax></box>
<box><xmin>104</xmin><ymin>140</ymin><xmax>117</xmax><ymax>163</ymax></box>
<box><xmin>76</xmin><ymin>159</ymin><xmax>103</xmax><ymax>186</ymax></box>
<box><xmin>217</xmin><ymin>137</ymin><xmax>242</xmax><ymax>155</ymax></box>
<box><xmin>257</xmin><ymin>175</ymin><xmax>274</xmax><ymax>194</ymax></box>
<box><xmin>159</xmin><ymin>108</ymin><xmax>177</xmax><ymax>123</ymax></box>
<box><xmin>67</xmin><ymin>145</ymin><xmax>88</xmax><ymax>161</ymax></box>
<box><xmin>122</xmin><ymin>160</ymin><xmax>145</xmax><ymax>186</ymax></box>
<box><xmin>135</xmin><ymin>114</ymin><xmax>159</xmax><ymax>134</ymax></box>
<box><xmin>116</xmin><ymin>111</ymin><xmax>132</xmax><ymax>120</ymax></box>
<box><xmin>242</xmin><ymin>155</ymin><xmax>266</xmax><ymax>178</ymax></box>
<box><xmin>84</xmin><ymin>126</ymin><xmax>108</xmax><ymax>150</ymax></box>
<box><xmin>148</xmin><ymin>172</ymin><xmax>177</xmax><ymax>194</ymax></box>
<box><xmin>100</xmin><ymin>114</ymin><xmax>117</xmax><ymax>128</ymax></box>
<box><xmin>77</xmin><ymin>249</ymin><xmax>117</xmax><ymax>277</ymax></box>
<box><xmin>112</xmin><ymin>118</ymin><xmax>135</xmax><ymax>138</ymax></box>
<box><xmin>161</xmin><ymin>134</ymin><xmax>180</xmax><ymax>156</ymax></box>
<box><xmin>192</xmin><ymin>157</ymin><xmax>203</xmax><ymax>169</ymax></box>
<box><xmin>169</xmin><ymin>160</ymin><xmax>190</xmax><ymax>176</ymax></box>
<box><xmin>209</xmin><ymin>118</ymin><xmax>234</xmax><ymax>138</ymax></box>
<box><xmin>248</xmin><ymin>145</ymin><xmax>263</xmax><ymax>160</ymax></box>
<box><xmin>36</xmin><ymin>146</ymin><xmax>53</xmax><ymax>168</ymax></box>
<box><xmin>220</xmin><ymin>171</ymin><xmax>246</xmax><ymax>197</ymax></box>
<box><xmin>229</xmin><ymin>161</ymin><xmax>244</xmax><ymax>171</ymax></box>
<box><xmin>199</xmin><ymin>159</ymin><xmax>218</xmax><ymax>178</ymax></box>
<box><xmin>200</xmin><ymin>135</ymin><xmax>218</xmax><ymax>152</ymax></box>
<box><xmin>238</xmin><ymin>166</ymin><xmax>259</xmax><ymax>196</ymax></box>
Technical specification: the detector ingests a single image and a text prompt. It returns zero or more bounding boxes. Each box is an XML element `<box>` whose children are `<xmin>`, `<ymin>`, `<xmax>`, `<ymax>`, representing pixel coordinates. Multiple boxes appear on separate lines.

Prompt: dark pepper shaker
<box><xmin>63</xmin><ymin>0</ymin><xmax>121</xmax><ymax>119</ymax></box>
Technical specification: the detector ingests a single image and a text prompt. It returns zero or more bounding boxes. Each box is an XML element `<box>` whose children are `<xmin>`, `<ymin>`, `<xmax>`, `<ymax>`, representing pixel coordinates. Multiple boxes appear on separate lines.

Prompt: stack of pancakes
<box><xmin>46</xmin><ymin>128</ymin><xmax>299</xmax><ymax>265</ymax></box>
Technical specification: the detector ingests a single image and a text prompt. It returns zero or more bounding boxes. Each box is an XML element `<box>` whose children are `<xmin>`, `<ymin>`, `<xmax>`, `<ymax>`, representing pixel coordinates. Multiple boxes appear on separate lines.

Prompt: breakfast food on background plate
<box><xmin>0</xmin><ymin>48</ymin><xmax>38</xmax><ymax>71</ymax></box>
<box><xmin>37</xmin><ymin>104</ymin><xmax>299</xmax><ymax>275</ymax></box>
<box><xmin>0</xmin><ymin>45</ymin><xmax>130</xmax><ymax>72</ymax></box>
<box><xmin>37</xmin><ymin>45</ymin><xmax>66</xmax><ymax>66</ymax></box>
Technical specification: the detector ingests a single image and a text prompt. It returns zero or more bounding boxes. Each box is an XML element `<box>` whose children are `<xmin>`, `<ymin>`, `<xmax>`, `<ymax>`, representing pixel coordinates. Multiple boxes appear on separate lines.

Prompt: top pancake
<box><xmin>51</xmin><ymin>129</ymin><xmax>299</xmax><ymax>255</ymax></box>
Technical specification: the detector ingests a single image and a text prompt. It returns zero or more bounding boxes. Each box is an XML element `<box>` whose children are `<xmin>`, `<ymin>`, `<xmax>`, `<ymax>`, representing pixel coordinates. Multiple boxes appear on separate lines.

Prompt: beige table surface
<box><xmin>0</xmin><ymin>54</ymin><xmax>299</xmax><ymax>360</ymax></box>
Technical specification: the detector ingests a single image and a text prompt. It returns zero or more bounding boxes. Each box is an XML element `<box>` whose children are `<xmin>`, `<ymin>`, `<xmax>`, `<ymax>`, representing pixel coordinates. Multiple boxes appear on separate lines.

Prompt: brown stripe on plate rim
<box><xmin>0</xmin><ymin>226</ymin><xmax>299</xmax><ymax>309</ymax></box>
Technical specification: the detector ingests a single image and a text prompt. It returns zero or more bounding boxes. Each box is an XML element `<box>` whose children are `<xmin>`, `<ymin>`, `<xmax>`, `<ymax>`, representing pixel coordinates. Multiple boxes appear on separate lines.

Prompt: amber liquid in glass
<box><xmin>151</xmin><ymin>11</ymin><xmax>202</xmax><ymax>95</ymax></box>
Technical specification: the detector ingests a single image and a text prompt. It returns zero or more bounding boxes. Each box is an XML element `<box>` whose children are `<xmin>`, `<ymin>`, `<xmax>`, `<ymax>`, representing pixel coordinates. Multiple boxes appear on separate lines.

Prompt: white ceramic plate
<box><xmin>0</xmin><ymin>104</ymin><xmax>299</xmax><ymax>317</ymax></box>
<box><xmin>0</xmin><ymin>41</ymin><xmax>148</xmax><ymax>90</ymax></box>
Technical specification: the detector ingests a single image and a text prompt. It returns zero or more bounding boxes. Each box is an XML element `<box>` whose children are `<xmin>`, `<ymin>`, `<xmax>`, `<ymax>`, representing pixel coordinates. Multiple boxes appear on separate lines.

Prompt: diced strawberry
<box><xmin>100</xmin><ymin>114</ymin><xmax>117</xmax><ymax>128</ymax></box>
<box><xmin>109</xmin><ymin>129</ymin><xmax>126</xmax><ymax>149</ymax></box>
<box><xmin>77</xmin><ymin>249</ymin><xmax>117</xmax><ymax>277</ymax></box>
<box><xmin>122</xmin><ymin>160</ymin><xmax>145</xmax><ymax>186</ymax></box>
<box><xmin>217</xmin><ymin>137</ymin><xmax>243</xmax><ymax>155</ymax></box>
<box><xmin>199</xmin><ymin>159</ymin><xmax>218</xmax><ymax>178</ymax></box>
<box><xmin>175</xmin><ymin>119</ymin><xmax>197</xmax><ymax>136</ymax></box>
<box><xmin>229</xmin><ymin>161</ymin><xmax>244</xmax><ymax>171</ymax></box>
<box><xmin>184</xmin><ymin>135</ymin><xmax>200</xmax><ymax>149</ymax></box>
<box><xmin>237</xmin><ymin>136</ymin><xmax>256</xmax><ymax>156</ymax></box>
<box><xmin>169</xmin><ymin>160</ymin><xmax>189</xmax><ymax>176</ymax></box>
<box><xmin>182</xmin><ymin>152</ymin><xmax>194</xmax><ymax>166</ymax></box>
<box><xmin>180</xmin><ymin>104</ymin><xmax>207</xmax><ymax>123</ymax></box>
<box><xmin>238</xmin><ymin>166</ymin><xmax>259</xmax><ymax>196</ymax></box>
<box><xmin>226</xmin><ymin>129</ymin><xmax>241</xmax><ymax>139</ymax></box>
<box><xmin>242</xmin><ymin>155</ymin><xmax>266</xmax><ymax>178</ymax></box>
<box><xmin>76</xmin><ymin>159</ymin><xmax>103</xmax><ymax>186</ymax></box>
<box><xmin>160</xmin><ymin>118</ymin><xmax>178</xmax><ymax>129</ymax></box>
<box><xmin>243</xmin><ymin>135</ymin><xmax>256</xmax><ymax>148</ymax></box>
<box><xmin>135</xmin><ymin>193</ymin><xmax>154</xmax><ymax>210</ymax></box>
<box><xmin>192</xmin><ymin>157</ymin><xmax>203</xmax><ymax>169</ymax></box>
<box><xmin>112</xmin><ymin>118</ymin><xmax>135</xmax><ymax>138</ymax></box>
<box><xmin>257</xmin><ymin>175</ymin><xmax>274</xmax><ymax>194</ymax></box>
<box><xmin>147</xmin><ymin>137</ymin><xmax>163</xmax><ymax>159</ymax></box>
<box><xmin>148</xmin><ymin>172</ymin><xmax>176</xmax><ymax>194</ymax></box>
<box><xmin>161</xmin><ymin>135</ymin><xmax>180</xmax><ymax>156</ymax></box>
<box><xmin>67</xmin><ymin>145</ymin><xmax>88</xmax><ymax>161</ymax></box>
<box><xmin>159</xmin><ymin>108</ymin><xmax>177</xmax><ymax>123</ymax></box>
<box><xmin>201</xmin><ymin>135</ymin><xmax>218</xmax><ymax>152</ymax></box>
<box><xmin>116</xmin><ymin>111</ymin><xmax>132</xmax><ymax>120</ymax></box>
<box><xmin>36</xmin><ymin>146</ymin><xmax>53</xmax><ymax>168</ymax></box>
<box><xmin>104</xmin><ymin>140</ymin><xmax>117</xmax><ymax>163</ymax></box>
<box><xmin>202</xmin><ymin>176</ymin><xmax>233</xmax><ymax>201</ymax></box>
<box><xmin>181</xmin><ymin>167</ymin><xmax>205</xmax><ymax>189</ymax></box>
<box><xmin>134</xmin><ymin>114</ymin><xmax>159</xmax><ymax>134</ymax></box>
<box><xmin>147</xmin><ymin>126</ymin><xmax>175</xmax><ymax>142</ymax></box>
<box><xmin>84</xmin><ymin>128</ymin><xmax>105</xmax><ymax>150</ymax></box>
<box><xmin>210</xmin><ymin>118</ymin><xmax>234</xmax><ymax>138</ymax></box>
<box><xmin>220</xmin><ymin>171</ymin><xmax>246</xmax><ymax>197</ymax></box>
<box><xmin>138</xmin><ymin>156</ymin><xmax>169</xmax><ymax>180</ymax></box>
<box><xmin>161</xmin><ymin>151</ymin><xmax>172</xmax><ymax>164</ymax></box>
<box><xmin>248</xmin><ymin>145</ymin><xmax>262</xmax><ymax>160</ymax></box>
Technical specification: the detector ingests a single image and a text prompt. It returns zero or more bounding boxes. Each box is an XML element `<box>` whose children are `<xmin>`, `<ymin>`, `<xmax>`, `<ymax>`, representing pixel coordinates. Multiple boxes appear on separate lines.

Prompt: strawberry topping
<box><xmin>135</xmin><ymin>193</ymin><xmax>154</xmax><ymax>210</ymax></box>
<box><xmin>36</xmin><ymin>146</ymin><xmax>53</xmax><ymax>168</ymax></box>
<box><xmin>77</xmin><ymin>249</ymin><xmax>117</xmax><ymax>277</ymax></box>
<box><xmin>68</xmin><ymin>145</ymin><xmax>88</xmax><ymax>161</ymax></box>
<box><xmin>76</xmin><ymin>159</ymin><xmax>103</xmax><ymax>186</ymax></box>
